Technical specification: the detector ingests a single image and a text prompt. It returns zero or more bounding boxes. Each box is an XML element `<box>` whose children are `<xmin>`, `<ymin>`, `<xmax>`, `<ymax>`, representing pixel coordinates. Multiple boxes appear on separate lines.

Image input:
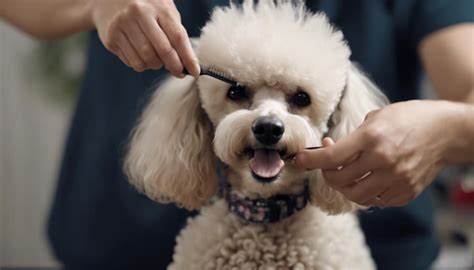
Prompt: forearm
<box><xmin>0</xmin><ymin>0</ymin><xmax>94</xmax><ymax>40</ymax></box>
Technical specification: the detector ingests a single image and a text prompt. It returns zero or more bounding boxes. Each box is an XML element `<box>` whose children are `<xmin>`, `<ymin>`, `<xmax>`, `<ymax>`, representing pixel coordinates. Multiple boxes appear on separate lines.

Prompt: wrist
<box><xmin>441</xmin><ymin>101</ymin><xmax>474</xmax><ymax>164</ymax></box>
<box><xmin>460</xmin><ymin>104</ymin><xmax>474</xmax><ymax>162</ymax></box>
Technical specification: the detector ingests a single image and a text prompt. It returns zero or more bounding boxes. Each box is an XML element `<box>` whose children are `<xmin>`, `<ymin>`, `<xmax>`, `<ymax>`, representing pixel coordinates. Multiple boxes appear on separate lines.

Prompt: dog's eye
<box><xmin>290</xmin><ymin>91</ymin><xmax>311</xmax><ymax>107</ymax></box>
<box><xmin>227</xmin><ymin>85</ymin><xmax>248</xmax><ymax>101</ymax></box>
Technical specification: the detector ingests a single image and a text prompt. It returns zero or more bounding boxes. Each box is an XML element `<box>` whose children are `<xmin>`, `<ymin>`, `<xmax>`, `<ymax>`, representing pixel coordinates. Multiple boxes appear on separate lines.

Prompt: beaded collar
<box><xmin>223</xmin><ymin>184</ymin><xmax>310</xmax><ymax>224</ymax></box>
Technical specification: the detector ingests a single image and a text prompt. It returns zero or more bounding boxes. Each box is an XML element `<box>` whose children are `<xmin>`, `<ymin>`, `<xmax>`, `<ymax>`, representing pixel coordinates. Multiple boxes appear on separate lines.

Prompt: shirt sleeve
<box><xmin>396</xmin><ymin>0</ymin><xmax>474</xmax><ymax>46</ymax></box>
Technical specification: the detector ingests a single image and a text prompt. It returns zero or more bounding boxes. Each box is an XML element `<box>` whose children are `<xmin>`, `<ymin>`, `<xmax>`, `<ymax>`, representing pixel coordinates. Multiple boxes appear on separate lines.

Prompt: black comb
<box><xmin>305</xmin><ymin>146</ymin><xmax>322</xmax><ymax>150</ymax></box>
<box><xmin>183</xmin><ymin>66</ymin><xmax>238</xmax><ymax>86</ymax></box>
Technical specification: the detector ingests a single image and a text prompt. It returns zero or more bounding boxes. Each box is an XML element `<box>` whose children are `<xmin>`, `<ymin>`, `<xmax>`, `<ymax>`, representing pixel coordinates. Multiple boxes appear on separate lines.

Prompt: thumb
<box><xmin>364</xmin><ymin>109</ymin><xmax>381</xmax><ymax>121</ymax></box>
<box><xmin>295</xmin><ymin>137</ymin><xmax>336</xmax><ymax>170</ymax></box>
<box><xmin>322</xmin><ymin>137</ymin><xmax>334</xmax><ymax>147</ymax></box>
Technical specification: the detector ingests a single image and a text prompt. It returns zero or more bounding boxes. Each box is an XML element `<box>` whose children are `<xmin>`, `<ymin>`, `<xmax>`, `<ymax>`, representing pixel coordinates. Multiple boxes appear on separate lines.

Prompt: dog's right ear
<box><xmin>124</xmin><ymin>76</ymin><xmax>218</xmax><ymax>210</ymax></box>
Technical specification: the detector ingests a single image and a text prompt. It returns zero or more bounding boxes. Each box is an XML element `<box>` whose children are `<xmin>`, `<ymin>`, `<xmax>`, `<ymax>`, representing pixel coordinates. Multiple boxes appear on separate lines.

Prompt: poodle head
<box><xmin>125</xmin><ymin>0</ymin><xmax>387</xmax><ymax>214</ymax></box>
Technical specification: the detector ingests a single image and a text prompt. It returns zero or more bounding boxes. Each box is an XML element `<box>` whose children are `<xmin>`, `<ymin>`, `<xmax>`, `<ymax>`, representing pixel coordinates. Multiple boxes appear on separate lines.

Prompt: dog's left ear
<box><xmin>309</xmin><ymin>63</ymin><xmax>389</xmax><ymax>214</ymax></box>
<box><xmin>329</xmin><ymin>63</ymin><xmax>388</xmax><ymax>139</ymax></box>
<box><xmin>124</xmin><ymin>76</ymin><xmax>218</xmax><ymax>210</ymax></box>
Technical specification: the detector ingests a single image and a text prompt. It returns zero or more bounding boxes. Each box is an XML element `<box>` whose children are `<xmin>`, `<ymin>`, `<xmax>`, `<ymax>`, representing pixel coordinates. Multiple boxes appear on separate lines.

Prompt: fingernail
<box><xmin>294</xmin><ymin>153</ymin><xmax>308</xmax><ymax>169</ymax></box>
<box><xmin>193</xmin><ymin>62</ymin><xmax>201</xmax><ymax>77</ymax></box>
<box><xmin>288</xmin><ymin>154</ymin><xmax>296</xmax><ymax>163</ymax></box>
<box><xmin>293</xmin><ymin>153</ymin><xmax>301</xmax><ymax>165</ymax></box>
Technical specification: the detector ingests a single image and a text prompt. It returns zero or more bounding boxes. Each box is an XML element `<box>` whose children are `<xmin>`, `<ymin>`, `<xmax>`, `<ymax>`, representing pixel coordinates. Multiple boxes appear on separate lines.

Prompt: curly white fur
<box><xmin>125</xmin><ymin>0</ymin><xmax>388</xmax><ymax>268</ymax></box>
<box><xmin>125</xmin><ymin>77</ymin><xmax>218</xmax><ymax>209</ymax></box>
<box><xmin>170</xmin><ymin>200</ymin><xmax>374</xmax><ymax>269</ymax></box>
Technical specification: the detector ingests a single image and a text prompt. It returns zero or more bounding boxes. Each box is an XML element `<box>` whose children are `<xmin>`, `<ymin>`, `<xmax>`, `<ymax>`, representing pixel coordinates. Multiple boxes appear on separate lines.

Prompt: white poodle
<box><xmin>125</xmin><ymin>1</ymin><xmax>388</xmax><ymax>269</ymax></box>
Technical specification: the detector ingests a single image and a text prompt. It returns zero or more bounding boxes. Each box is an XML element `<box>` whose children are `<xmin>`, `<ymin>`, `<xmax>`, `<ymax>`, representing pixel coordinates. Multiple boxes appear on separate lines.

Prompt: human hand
<box><xmin>295</xmin><ymin>100</ymin><xmax>467</xmax><ymax>207</ymax></box>
<box><xmin>91</xmin><ymin>0</ymin><xmax>199</xmax><ymax>76</ymax></box>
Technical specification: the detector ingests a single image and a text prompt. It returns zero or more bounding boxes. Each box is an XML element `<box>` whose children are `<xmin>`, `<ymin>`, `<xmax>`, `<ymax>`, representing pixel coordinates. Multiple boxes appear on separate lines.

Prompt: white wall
<box><xmin>0</xmin><ymin>22</ymin><xmax>74</xmax><ymax>267</ymax></box>
<box><xmin>1</xmin><ymin>22</ymin><xmax>4</xmax><ymax>266</ymax></box>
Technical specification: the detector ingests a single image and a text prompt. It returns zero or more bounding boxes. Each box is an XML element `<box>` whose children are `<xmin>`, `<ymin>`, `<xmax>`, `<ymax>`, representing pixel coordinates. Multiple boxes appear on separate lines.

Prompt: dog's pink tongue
<box><xmin>250</xmin><ymin>149</ymin><xmax>284</xmax><ymax>178</ymax></box>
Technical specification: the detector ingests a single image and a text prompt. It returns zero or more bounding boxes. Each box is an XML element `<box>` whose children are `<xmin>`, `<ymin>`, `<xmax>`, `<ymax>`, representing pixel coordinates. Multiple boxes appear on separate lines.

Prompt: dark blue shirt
<box><xmin>47</xmin><ymin>1</ymin><xmax>473</xmax><ymax>269</ymax></box>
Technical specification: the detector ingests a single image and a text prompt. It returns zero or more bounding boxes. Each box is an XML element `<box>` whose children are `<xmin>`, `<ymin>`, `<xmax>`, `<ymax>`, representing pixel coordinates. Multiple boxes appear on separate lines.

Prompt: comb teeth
<box><xmin>202</xmin><ymin>66</ymin><xmax>238</xmax><ymax>86</ymax></box>
<box><xmin>182</xmin><ymin>65</ymin><xmax>238</xmax><ymax>85</ymax></box>
<box><xmin>206</xmin><ymin>66</ymin><xmax>230</xmax><ymax>78</ymax></box>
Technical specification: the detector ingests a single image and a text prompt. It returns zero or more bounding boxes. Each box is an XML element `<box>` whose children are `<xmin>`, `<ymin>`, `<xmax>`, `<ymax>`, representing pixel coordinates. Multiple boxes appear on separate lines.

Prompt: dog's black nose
<box><xmin>252</xmin><ymin>116</ymin><xmax>285</xmax><ymax>145</ymax></box>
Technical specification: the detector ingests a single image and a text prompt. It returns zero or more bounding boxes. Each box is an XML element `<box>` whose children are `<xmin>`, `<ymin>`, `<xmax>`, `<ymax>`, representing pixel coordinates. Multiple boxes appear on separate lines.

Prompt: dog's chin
<box><xmin>242</xmin><ymin>146</ymin><xmax>294</xmax><ymax>184</ymax></box>
<box><xmin>251</xmin><ymin>171</ymin><xmax>280</xmax><ymax>183</ymax></box>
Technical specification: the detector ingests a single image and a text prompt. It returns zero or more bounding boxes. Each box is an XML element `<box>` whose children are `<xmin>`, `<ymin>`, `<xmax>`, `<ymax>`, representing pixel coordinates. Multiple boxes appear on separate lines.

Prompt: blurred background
<box><xmin>1</xmin><ymin>22</ymin><xmax>80</xmax><ymax>268</ymax></box>
<box><xmin>0</xmin><ymin>22</ymin><xmax>473</xmax><ymax>270</ymax></box>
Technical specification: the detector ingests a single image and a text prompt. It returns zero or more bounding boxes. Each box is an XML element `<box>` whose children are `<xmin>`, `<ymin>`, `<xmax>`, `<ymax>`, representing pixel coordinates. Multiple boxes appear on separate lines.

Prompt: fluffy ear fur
<box><xmin>124</xmin><ymin>76</ymin><xmax>218</xmax><ymax>210</ymax></box>
<box><xmin>310</xmin><ymin>63</ymin><xmax>389</xmax><ymax>214</ymax></box>
<box><xmin>328</xmin><ymin>64</ymin><xmax>388</xmax><ymax>138</ymax></box>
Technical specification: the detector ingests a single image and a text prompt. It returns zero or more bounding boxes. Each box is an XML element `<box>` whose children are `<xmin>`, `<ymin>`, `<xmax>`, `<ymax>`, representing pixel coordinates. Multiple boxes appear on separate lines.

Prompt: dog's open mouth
<box><xmin>243</xmin><ymin>147</ymin><xmax>292</xmax><ymax>183</ymax></box>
